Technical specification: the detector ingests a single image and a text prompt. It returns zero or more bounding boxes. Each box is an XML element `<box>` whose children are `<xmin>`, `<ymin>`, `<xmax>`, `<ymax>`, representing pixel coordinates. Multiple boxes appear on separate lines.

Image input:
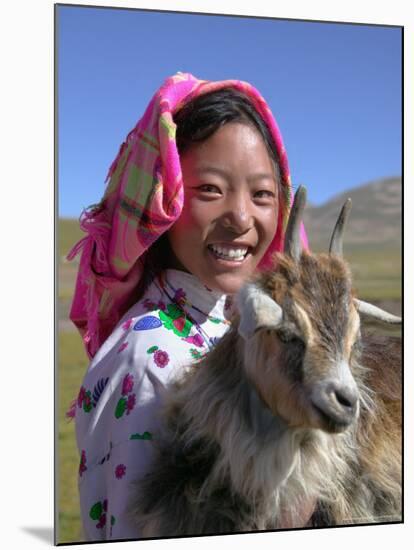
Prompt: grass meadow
<box><xmin>56</xmin><ymin>219</ymin><xmax>401</xmax><ymax>544</ymax></box>
<box><xmin>57</xmin><ymin>331</ymin><xmax>88</xmax><ymax>543</ymax></box>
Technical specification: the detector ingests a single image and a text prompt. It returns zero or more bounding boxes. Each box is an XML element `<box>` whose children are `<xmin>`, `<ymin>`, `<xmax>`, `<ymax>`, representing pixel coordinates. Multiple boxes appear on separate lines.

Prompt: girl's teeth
<box><xmin>208</xmin><ymin>245</ymin><xmax>248</xmax><ymax>261</ymax></box>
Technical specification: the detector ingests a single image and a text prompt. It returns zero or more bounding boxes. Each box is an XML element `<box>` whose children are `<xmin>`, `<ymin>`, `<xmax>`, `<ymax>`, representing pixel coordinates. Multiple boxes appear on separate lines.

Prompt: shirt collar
<box><xmin>160</xmin><ymin>269</ymin><xmax>234</xmax><ymax>322</ymax></box>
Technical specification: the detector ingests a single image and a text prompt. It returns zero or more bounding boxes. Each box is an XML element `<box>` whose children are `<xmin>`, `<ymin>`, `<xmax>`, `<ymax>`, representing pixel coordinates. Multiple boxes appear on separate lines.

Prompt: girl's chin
<box><xmin>167</xmin><ymin>249</ymin><xmax>261</xmax><ymax>294</ymax></box>
<box><xmin>200</xmin><ymin>270</ymin><xmax>256</xmax><ymax>295</ymax></box>
<box><xmin>201</xmin><ymin>250</ymin><xmax>259</xmax><ymax>294</ymax></box>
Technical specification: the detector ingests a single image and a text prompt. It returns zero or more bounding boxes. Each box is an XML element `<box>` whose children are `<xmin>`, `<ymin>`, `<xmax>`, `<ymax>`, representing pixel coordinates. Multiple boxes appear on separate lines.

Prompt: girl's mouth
<box><xmin>207</xmin><ymin>244</ymin><xmax>250</xmax><ymax>263</ymax></box>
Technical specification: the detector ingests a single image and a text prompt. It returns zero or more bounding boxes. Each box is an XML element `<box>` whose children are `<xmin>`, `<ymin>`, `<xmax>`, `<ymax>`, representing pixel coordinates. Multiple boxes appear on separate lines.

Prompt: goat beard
<box><xmin>278</xmin><ymin>499</ymin><xmax>318</xmax><ymax>528</ymax></box>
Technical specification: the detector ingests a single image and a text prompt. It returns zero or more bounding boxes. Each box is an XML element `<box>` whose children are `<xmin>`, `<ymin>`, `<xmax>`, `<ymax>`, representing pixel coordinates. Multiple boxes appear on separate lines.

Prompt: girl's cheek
<box><xmin>260</xmin><ymin>204</ymin><xmax>279</xmax><ymax>227</ymax></box>
<box><xmin>256</xmin><ymin>211</ymin><xmax>278</xmax><ymax>247</ymax></box>
<box><xmin>185</xmin><ymin>201</ymin><xmax>217</xmax><ymax>228</ymax></box>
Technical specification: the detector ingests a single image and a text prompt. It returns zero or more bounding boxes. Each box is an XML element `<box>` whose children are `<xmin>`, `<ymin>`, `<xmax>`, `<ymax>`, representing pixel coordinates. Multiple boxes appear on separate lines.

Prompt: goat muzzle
<box><xmin>310</xmin><ymin>379</ymin><xmax>359</xmax><ymax>433</ymax></box>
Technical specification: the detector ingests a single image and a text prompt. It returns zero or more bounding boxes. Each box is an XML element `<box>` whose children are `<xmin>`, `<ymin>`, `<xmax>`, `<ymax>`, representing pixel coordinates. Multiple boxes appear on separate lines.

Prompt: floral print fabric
<box><xmin>75</xmin><ymin>269</ymin><xmax>231</xmax><ymax>541</ymax></box>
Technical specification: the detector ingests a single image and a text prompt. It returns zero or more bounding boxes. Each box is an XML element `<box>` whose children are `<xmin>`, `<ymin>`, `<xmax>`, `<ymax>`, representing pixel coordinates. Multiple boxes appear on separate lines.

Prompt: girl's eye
<box><xmin>254</xmin><ymin>190</ymin><xmax>276</xmax><ymax>201</ymax></box>
<box><xmin>198</xmin><ymin>184</ymin><xmax>221</xmax><ymax>193</ymax></box>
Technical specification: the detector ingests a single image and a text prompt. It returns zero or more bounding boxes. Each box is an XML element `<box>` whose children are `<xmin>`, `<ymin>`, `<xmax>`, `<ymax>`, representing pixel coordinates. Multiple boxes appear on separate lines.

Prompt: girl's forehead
<box><xmin>181</xmin><ymin>123</ymin><xmax>275</xmax><ymax>171</ymax></box>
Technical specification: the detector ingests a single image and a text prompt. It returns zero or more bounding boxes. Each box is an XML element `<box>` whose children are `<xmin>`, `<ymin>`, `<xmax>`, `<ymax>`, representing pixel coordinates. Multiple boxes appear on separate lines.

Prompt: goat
<box><xmin>128</xmin><ymin>186</ymin><xmax>402</xmax><ymax>537</ymax></box>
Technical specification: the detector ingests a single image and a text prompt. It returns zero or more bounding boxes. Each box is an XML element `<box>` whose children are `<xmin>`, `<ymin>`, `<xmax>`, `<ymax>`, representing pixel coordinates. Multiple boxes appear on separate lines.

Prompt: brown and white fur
<box><xmin>128</xmin><ymin>186</ymin><xmax>402</xmax><ymax>537</ymax></box>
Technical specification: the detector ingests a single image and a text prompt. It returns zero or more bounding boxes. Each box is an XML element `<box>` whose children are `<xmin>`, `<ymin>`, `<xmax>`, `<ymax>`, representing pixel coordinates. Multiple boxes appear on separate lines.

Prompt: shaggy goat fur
<box><xmin>128</xmin><ymin>251</ymin><xmax>401</xmax><ymax>537</ymax></box>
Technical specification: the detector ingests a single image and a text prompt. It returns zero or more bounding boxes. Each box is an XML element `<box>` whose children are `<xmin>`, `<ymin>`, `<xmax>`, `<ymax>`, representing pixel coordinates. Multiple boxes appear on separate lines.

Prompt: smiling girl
<box><xmin>68</xmin><ymin>72</ymin><xmax>307</xmax><ymax>541</ymax></box>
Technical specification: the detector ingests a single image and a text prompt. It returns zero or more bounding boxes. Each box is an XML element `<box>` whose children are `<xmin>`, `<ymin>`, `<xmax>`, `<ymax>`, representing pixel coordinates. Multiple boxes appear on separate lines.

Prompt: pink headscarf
<box><xmin>67</xmin><ymin>72</ymin><xmax>308</xmax><ymax>359</ymax></box>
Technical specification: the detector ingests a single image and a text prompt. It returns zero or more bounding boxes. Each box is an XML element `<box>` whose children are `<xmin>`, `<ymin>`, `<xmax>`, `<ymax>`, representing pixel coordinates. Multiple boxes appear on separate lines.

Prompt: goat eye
<box><xmin>351</xmin><ymin>338</ymin><xmax>362</xmax><ymax>354</ymax></box>
<box><xmin>277</xmin><ymin>329</ymin><xmax>301</xmax><ymax>345</ymax></box>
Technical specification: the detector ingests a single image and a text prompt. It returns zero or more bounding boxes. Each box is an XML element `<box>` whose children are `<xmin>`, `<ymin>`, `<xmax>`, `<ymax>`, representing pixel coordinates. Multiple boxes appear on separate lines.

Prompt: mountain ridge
<box><xmin>302</xmin><ymin>176</ymin><xmax>401</xmax><ymax>251</ymax></box>
<box><xmin>58</xmin><ymin>176</ymin><xmax>402</xmax><ymax>256</ymax></box>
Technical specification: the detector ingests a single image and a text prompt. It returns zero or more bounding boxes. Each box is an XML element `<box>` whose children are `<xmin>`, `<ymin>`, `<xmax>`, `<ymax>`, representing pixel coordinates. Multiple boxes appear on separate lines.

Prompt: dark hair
<box><xmin>137</xmin><ymin>87</ymin><xmax>281</xmax><ymax>298</ymax></box>
<box><xmin>174</xmin><ymin>88</ymin><xmax>280</xmax><ymax>172</ymax></box>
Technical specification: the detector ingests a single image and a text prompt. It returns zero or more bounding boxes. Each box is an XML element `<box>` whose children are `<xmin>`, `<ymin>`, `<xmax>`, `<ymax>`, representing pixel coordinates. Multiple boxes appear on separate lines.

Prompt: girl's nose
<box><xmin>221</xmin><ymin>193</ymin><xmax>253</xmax><ymax>234</ymax></box>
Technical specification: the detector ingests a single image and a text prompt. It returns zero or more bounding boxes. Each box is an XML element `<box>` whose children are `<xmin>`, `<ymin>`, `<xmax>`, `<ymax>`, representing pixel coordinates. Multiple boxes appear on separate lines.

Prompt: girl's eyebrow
<box><xmin>196</xmin><ymin>166</ymin><xmax>230</xmax><ymax>178</ymax></box>
<box><xmin>197</xmin><ymin>166</ymin><xmax>276</xmax><ymax>182</ymax></box>
<box><xmin>247</xmin><ymin>173</ymin><xmax>277</xmax><ymax>183</ymax></box>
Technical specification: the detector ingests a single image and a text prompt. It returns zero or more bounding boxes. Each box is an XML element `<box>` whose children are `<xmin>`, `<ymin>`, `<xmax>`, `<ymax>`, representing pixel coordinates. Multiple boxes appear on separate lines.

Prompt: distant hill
<box><xmin>303</xmin><ymin>176</ymin><xmax>402</xmax><ymax>252</ymax></box>
<box><xmin>58</xmin><ymin>177</ymin><xmax>402</xmax><ymax>305</ymax></box>
<box><xmin>60</xmin><ymin>176</ymin><xmax>402</xmax><ymax>257</ymax></box>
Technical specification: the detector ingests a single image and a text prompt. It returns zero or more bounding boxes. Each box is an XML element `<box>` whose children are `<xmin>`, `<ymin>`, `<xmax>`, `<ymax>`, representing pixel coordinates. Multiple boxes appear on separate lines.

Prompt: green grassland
<box><xmin>57</xmin><ymin>331</ymin><xmax>88</xmax><ymax>543</ymax></box>
<box><xmin>312</xmin><ymin>241</ymin><xmax>402</xmax><ymax>304</ymax></box>
<box><xmin>59</xmin><ymin>218</ymin><xmax>84</xmax><ymax>259</ymax></box>
<box><xmin>345</xmin><ymin>248</ymin><xmax>401</xmax><ymax>302</ymax></box>
<box><xmin>56</xmin><ymin>218</ymin><xmax>402</xmax><ymax>543</ymax></box>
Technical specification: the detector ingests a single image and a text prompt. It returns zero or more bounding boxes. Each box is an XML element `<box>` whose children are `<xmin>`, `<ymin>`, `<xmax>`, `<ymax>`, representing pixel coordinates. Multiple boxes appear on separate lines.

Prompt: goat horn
<box><xmin>329</xmin><ymin>198</ymin><xmax>352</xmax><ymax>256</ymax></box>
<box><xmin>284</xmin><ymin>185</ymin><xmax>307</xmax><ymax>261</ymax></box>
<box><xmin>354</xmin><ymin>299</ymin><xmax>402</xmax><ymax>324</ymax></box>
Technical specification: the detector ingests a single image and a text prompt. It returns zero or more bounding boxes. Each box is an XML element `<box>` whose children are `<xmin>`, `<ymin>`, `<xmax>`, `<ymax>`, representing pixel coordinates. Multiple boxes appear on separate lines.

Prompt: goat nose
<box><xmin>311</xmin><ymin>381</ymin><xmax>359</xmax><ymax>433</ymax></box>
<box><xmin>332</xmin><ymin>384</ymin><xmax>359</xmax><ymax>412</ymax></box>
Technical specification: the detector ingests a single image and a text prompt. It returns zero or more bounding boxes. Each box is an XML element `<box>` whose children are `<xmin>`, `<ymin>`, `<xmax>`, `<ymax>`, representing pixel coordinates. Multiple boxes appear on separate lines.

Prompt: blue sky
<box><xmin>57</xmin><ymin>5</ymin><xmax>402</xmax><ymax>217</ymax></box>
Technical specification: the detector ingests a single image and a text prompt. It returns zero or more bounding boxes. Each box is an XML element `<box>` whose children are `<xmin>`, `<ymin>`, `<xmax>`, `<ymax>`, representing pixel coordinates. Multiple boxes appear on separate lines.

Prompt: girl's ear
<box><xmin>236</xmin><ymin>283</ymin><xmax>283</xmax><ymax>340</ymax></box>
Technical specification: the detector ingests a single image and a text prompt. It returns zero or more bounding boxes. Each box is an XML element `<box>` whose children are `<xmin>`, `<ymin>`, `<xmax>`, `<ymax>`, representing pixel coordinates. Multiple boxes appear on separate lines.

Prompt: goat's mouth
<box><xmin>312</xmin><ymin>402</ymin><xmax>358</xmax><ymax>433</ymax></box>
<box><xmin>311</xmin><ymin>403</ymin><xmax>355</xmax><ymax>433</ymax></box>
<box><xmin>309</xmin><ymin>380</ymin><xmax>359</xmax><ymax>433</ymax></box>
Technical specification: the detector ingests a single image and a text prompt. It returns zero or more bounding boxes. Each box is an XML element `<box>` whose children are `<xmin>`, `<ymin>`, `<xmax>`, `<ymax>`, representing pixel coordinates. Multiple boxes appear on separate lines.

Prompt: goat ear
<box><xmin>354</xmin><ymin>299</ymin><xmax>402</xmax><ymax>325</ymax></box>
<box><xmin>236</xmin><ymin>283</ymin><xmax>283</xmax><ymax>340</ymax></box>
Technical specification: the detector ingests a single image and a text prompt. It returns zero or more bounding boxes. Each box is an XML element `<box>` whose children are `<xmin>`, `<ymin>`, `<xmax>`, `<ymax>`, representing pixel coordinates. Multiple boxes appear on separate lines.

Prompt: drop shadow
<box><xmin>21</xmin><ymin>526</ymin><xmax>54</xmax><ymax>545</ymax></box>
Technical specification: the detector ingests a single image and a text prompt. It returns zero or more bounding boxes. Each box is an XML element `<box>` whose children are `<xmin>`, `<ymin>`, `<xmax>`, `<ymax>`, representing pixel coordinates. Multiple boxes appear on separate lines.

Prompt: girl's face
<box><xmin>168</xmin><ymin>122</ymin><xmax>279</xmax><ymax>295</ymax></box>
